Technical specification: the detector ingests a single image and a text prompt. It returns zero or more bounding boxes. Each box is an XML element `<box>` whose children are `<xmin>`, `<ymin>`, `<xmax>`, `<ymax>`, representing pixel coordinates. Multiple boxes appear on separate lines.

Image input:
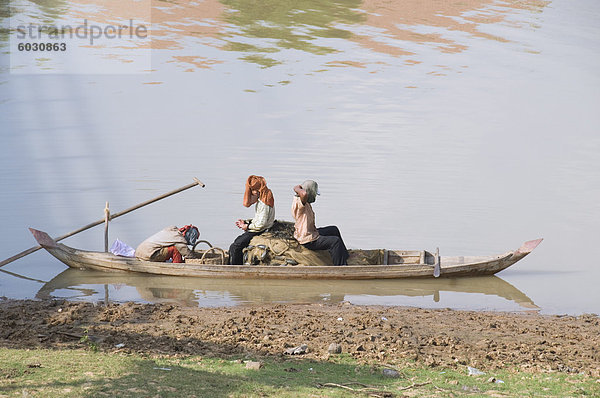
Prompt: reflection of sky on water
<box><xmin>44</xmin><ymin>287</ymin><xmax>533</xmax><ymax>313</ymax></box>
<box><xmin>31</xmin><ymin>277</ymin><xmax>538</xmax><ymax>313</ymax></box>
<box><xmin>0</xmin><ymin>0</ymin><xmax>599</xmax><ymax>314</ymax></box>
<box><xmin>346</xmin><ymin>292</ymin><xmax>530</xmax><ymax>313</ymax></box>
<box><xmin>30</xmin><ymin>269</ymin><xmax>539</xmax><ymax>312</ymax></box>
<box><xmin>48</xmin><ymin>285</ymin><xmax>240</xmax><ymax>307</ymax></box>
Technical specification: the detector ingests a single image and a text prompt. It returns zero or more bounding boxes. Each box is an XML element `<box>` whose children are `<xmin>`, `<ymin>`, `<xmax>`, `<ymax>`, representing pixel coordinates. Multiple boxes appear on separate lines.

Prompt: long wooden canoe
<box><xmin>30</xmin><ymin>229</ymin><xmax>542</xmax><ymax>280</ymax></box>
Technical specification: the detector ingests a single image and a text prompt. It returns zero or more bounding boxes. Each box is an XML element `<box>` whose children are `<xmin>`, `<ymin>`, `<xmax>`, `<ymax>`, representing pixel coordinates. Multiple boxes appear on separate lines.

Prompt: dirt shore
<box><xmin>1</xmin><ymin>299</ymin><xmax>598</xmax><ymax>377</ymax></box>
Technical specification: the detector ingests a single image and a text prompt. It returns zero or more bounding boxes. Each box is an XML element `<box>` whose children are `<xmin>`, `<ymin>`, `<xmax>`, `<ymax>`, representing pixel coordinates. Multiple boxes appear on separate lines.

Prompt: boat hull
<box><xmin>30</xmin><ymin>229</ymin><xmax>542</xmax><ymax>280</ymax></box>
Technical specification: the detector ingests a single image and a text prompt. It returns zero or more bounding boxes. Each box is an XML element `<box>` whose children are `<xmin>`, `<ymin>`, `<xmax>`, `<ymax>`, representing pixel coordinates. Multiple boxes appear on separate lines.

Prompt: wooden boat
<box><xmin>30</xmin><ymin>228</ymin><xmax>542</xmax><ymax>280</ymax></box>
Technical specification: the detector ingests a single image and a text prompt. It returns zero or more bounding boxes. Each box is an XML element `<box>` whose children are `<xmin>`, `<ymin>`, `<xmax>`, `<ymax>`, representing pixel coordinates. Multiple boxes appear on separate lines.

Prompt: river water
<box><xmin>0</xmin><ymin>0</ymin><xmax>599</xmax><ymax>315</ymax></box>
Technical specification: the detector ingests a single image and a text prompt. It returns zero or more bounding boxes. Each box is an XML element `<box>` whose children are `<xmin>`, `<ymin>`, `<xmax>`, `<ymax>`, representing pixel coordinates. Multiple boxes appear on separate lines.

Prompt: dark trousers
<box><xmin>228</xmin><ymin>231</ymin><xmax>260</xmax><ymax>265</ymax></box>
<box><xmin>303</xmin><ymin>226</ymin><xmax>349</xmax><ymax>266</ymax></box>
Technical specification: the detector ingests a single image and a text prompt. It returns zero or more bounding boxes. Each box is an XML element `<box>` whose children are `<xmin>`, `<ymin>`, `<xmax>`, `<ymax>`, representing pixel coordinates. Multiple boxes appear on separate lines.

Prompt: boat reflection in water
<box><xmin>36</xmin><ymin>268</ymin><xmax>538</xmax><ymax>311</ymax></box>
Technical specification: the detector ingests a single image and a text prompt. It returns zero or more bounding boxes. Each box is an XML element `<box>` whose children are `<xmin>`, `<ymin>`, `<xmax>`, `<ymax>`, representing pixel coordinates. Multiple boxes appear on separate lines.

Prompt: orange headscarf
<box><xmin>243</xmin><ymin>175</ymin><xmax>274</xmax><ymax>208</ymax></box>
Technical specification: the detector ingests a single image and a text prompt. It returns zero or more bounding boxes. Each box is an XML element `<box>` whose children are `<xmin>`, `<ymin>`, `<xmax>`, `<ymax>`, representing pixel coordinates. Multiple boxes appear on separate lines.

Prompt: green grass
<box><xmin>0</xmin><ymin>348</ymin><xmax>598</xmax><ymax>397</ymax></box>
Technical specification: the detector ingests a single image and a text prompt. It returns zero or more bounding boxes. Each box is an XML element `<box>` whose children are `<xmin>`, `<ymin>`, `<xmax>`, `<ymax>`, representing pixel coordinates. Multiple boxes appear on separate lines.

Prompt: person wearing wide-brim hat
<box><xmin>292</xmin><ymin>180</ymin><xmax>349</xmax><ymax>266</ymax></box>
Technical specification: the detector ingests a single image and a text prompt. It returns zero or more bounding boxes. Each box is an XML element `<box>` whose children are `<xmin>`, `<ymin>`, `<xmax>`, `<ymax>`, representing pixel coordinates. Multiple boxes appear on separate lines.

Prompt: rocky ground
<box><xmin>0</xmin><ymin>299</ymin><xmax>598</xmax><ymax>377</ymax></box>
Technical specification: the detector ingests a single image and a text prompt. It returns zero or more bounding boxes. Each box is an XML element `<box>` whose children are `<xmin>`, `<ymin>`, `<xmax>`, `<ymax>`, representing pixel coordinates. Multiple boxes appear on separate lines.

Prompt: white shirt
<box><xmin>248</xmin><ymin>199</ymin><xmax>275</xmax><ymax>232</ymax></box>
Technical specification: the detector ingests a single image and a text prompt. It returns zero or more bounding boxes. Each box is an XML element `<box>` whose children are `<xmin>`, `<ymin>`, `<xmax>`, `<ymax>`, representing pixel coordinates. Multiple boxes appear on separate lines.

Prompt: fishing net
<box><xmin>243</xmin><ymin>221</ymin><xmax>385</xmax><ymax>266</ymax></box>
<box><xmin>244</xmin><ymin>221</ymin><xmax>332</xmax><ymax>266</ymax></box>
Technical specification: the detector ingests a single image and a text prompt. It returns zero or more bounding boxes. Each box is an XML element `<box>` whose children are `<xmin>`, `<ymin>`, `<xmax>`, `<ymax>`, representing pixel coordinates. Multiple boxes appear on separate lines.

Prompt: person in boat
<box><xmin>292</xmin><ymin>180</ymin><xmax>349</xmax><ymax>266</ymax></box>
<box><xmin>135</xmin><ymin>225</ymin><xmax>199</xmax><ymax>263</ymax></box>
<box><xmin>228</xmin><ymin>175</ymin><xmax>275</xmax><ymax>265</ymax></box>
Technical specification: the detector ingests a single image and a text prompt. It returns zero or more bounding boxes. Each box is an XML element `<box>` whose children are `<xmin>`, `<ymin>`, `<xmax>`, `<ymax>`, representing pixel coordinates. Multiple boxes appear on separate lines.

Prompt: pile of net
<box><xmin>243</xmin><ymin>221</ymin><xmax>331</xmax><ymax>266</ymax></box>
<box><xmin>243</xmin><ymin>221</ymin><xmax>384</xmax><ymax>266</ymax></box>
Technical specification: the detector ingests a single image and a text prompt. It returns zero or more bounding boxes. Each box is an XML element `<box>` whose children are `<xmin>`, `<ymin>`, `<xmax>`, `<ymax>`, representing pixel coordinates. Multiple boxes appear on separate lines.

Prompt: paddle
<box><xmin>0</xmin><ymin>178</ymin><xmax>205</xmax><ymax>267</ymax></box>
<box><xmin>433</xmin><ymin>247</ymin><xmax>441</xmax><ymax>278</ymax></box>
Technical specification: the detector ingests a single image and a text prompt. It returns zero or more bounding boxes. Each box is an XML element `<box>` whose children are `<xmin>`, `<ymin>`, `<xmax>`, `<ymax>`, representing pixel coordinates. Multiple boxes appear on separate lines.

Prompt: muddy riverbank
<box><xmin>1</xmin><ymin>299</ymin><xmax>598</xmax><ymax>377</ymax></box>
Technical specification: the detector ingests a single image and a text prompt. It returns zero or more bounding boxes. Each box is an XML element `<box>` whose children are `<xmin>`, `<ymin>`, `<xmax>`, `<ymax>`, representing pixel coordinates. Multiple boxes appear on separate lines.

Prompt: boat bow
<box><xmin>30</xmin><ymin>228</ymin><xmax>59</xmax><ymax>249</ymax></box>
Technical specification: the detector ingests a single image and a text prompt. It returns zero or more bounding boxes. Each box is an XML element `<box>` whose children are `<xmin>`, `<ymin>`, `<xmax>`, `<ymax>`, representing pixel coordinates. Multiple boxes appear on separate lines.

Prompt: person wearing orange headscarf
<box><xmin>228</xmin><ymin>175</ymin><xmax>275</xmax><ymax>265</ymax></box>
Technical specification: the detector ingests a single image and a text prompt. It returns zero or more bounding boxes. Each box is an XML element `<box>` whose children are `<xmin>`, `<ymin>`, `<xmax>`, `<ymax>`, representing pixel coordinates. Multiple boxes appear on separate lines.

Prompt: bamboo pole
<box><xmin>0</xmin><ymin>178</ymin><xmax>205</xmax><ymax>267</ymax></box>
<box><xmin>104</xmin><ymin>202</ymin><xmax>110</xmax><ymax>252</ymax></box>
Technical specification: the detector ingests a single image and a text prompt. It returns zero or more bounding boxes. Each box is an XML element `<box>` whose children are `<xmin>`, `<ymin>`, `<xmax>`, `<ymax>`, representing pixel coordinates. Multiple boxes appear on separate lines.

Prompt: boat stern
<box><xmin>515</xmin><ymin>238</ymin><xmax>543</xmax><ymax>255</ymax></box>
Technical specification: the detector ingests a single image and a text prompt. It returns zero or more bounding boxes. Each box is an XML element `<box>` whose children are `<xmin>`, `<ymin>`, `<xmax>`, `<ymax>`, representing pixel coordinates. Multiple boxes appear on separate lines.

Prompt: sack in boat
<box><xmin>244</xmin><ymin>235</ymin><xmax>332</xmax><ymax>266</ymax></box>
<box><xmin>243</xmin><ymin>221</ymin><xmax>386</xmax><ymax>266</ymax></box>
<box><xmin>243</xmin><ymin>221</ymin><xmax>332</xmax><ymax>266</ymax></box>
<box><xmin>110</xmin><ymin>239</ymin><xmax>135</xmax><ymax>257</ymax></box>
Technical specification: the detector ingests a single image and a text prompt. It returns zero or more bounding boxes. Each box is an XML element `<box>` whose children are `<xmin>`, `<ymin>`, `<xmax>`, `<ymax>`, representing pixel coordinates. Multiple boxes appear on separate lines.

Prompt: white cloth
<box><xmin>110</xmin><ymin>239</ymin><xmax>135</xmax><ymax>257</ymax></box>
<box><xmin>135</xmin><ymin>226</ymin><xmax>192</xmax><ymax>260</ymax></box>
<box><xmin>247</xmin><ymin>199</ymin><xmax>275</xmax><ymax>232</ymax></box>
